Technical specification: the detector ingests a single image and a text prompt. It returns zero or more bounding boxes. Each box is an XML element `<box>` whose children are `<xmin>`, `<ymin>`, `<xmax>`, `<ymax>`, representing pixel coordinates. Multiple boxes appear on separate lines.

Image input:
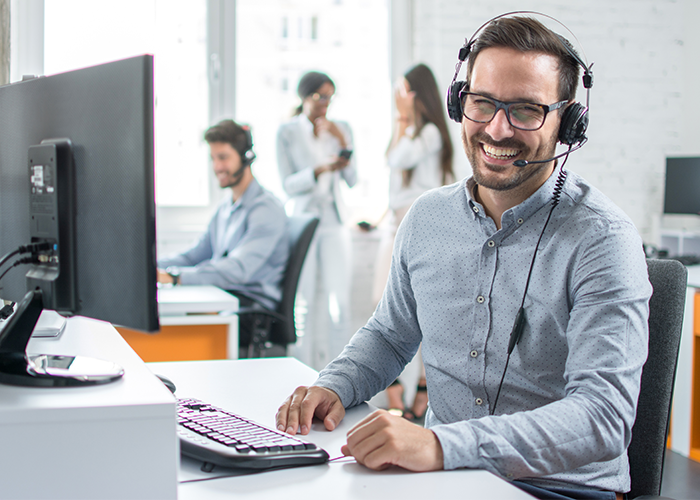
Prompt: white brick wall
<box><xmin>403</xmin><ymin>0</ymin><xmax>690</xmax><ymax>244</ymax></box>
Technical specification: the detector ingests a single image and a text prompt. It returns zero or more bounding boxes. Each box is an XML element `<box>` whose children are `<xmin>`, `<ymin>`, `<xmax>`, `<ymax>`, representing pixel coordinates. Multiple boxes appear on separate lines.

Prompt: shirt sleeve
<box><xmin>432</xmin><ymin>219</ymin><xmax>651</xmax><ymax>478</ymax></box>
<box><xmin>276</xmin><ymin>124</ymin><xmax>317</xmax><ymax>196</ymax></box>
<box><xmin>387</xmin><ymin>123</ymin><xmax>442</xmax><ymax>171</ymax></box>
<box><xmin>158</xmin><ymin>219</ymin><xmax>215</xmax><ymax>269</ymax></box>
<box><xmin>175</xmin><ymin>201</ymin><xmax>287</xmax><ymax>289</ymax></box>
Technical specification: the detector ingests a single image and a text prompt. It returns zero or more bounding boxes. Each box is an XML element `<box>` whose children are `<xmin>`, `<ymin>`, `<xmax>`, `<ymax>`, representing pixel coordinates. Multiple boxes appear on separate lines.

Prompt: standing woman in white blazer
<box><xmin>276</xmin><ymin>71</ymin><xmax>357</xmax><ymax>370</ymax></box>
<box><xmin>374</xmin><ymin>63</ymin><xmax>454</xmax><ymax>421</ymax></box>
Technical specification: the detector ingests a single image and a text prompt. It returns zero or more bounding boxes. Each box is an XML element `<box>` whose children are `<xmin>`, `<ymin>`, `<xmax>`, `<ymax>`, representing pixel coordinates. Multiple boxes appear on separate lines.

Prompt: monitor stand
<box><xmin>0</xmin><ymin>288</ymin><xmax>124</xmax><ymax>387</ymax></box>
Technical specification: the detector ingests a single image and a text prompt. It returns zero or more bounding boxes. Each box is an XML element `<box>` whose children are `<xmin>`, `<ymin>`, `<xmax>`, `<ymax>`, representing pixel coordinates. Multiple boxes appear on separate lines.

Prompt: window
<box><xmin>236</xmin><ymin>0</ymin><xmax>391</xmax><ymax>222</ymax></box>
<box><xmin>43</xmin><ymin>0</ymin><xmax>210</xmax><ymax>207</ymax></box>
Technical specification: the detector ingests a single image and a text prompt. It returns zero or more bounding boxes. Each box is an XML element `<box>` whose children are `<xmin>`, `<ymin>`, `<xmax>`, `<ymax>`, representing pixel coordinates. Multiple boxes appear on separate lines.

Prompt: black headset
<box><xmin>226</xmin><ymin>124</ymin><xmax>256</xmax><ymax>188</ymax></box>
<box><xmin>239</xmin><ymin>124</ymin><xmax>256</xmax><ymax>166</ymax></box>
<box><xmin>445</xmin><ymin>11</ymin><xmax>594</xmax><ymax>148</ymax></box>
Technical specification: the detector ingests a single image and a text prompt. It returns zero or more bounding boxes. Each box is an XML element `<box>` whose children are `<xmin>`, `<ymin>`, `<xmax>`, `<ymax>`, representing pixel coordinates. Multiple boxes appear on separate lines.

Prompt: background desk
<box><xmin>670</xmin><ymin>266</ymin><xmax>700</xmax><ymax>460</ymax></box>
<box><xmin>149</xmin><ymin>357</ymin><xmax>533</xmax><ymax>500</ymax></box>
<box><xmin>118</xmin><ymin>285</ymin><xmax>239</xmax><ymax>361</ymax></box>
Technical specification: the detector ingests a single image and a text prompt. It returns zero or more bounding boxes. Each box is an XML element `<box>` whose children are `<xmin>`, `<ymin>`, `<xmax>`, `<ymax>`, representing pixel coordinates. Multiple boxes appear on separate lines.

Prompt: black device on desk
<box><xmin>177</xmin><ymin>397</ymin><xmax>329</xmax><ymax>470</ymax></box>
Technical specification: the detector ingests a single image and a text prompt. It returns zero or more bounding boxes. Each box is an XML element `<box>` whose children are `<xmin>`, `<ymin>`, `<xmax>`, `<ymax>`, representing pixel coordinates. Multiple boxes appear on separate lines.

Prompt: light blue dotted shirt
<box><xmin>315</xmin><ymin>169</ymin><xmax>651</xmax><ymax>493</ymax></box>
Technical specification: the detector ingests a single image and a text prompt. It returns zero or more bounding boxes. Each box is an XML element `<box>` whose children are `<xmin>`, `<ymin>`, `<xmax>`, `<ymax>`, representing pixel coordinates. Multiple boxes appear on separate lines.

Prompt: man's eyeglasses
<box><xmin>460</xmin><ymin>92</ymin><xmax>568</xmax><ymax>131</ymax></box>
<box><xmin>310</xmin><ymin>93</ymin><xmax>333</xmax><ymax>104</ymax></box>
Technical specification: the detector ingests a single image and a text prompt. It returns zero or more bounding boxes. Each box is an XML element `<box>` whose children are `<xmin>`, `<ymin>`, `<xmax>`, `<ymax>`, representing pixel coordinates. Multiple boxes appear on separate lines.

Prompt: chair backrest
<box><xmin>270</xmin><ymin>214</ymin><xmax>319</xmax><ymax>346</ymax></box>
<box><xmin>627</xmin><ymin>258</ymin><xmax>687</xmax><ymax>498</ymax></box>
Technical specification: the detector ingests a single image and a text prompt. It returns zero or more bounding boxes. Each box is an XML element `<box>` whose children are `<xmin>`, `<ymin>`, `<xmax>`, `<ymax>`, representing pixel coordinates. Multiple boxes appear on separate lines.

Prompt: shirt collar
<box><xmin>226</xmin><ymin>177</ymin><xmax>262</xmax><ymax>211</ymax></box>
<box><xmin>464</xmin><ymin>168</ymin><xmax>565</xmax><ymax>227</ymax></box>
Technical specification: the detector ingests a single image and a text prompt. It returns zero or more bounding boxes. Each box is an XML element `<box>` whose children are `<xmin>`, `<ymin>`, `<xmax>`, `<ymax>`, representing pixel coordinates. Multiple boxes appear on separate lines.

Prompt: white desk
<box><xmin>158</xmin><ymin>285</ymin><xmax>240</xmax><ymax>359</ymax></box>
<box><xmin>148</xmin><ymin>358</ymin><xmax>533</xmax><ymax>500</ymax></box>
<box><xmin>118</xmin><ymin>285</ymin><xmax>240</xmax><ymax>362</ymax></box>
<box><xmin>1</xmin><ymin>318</ymin><xmax>178</xmax><ymax>499</ymax></box>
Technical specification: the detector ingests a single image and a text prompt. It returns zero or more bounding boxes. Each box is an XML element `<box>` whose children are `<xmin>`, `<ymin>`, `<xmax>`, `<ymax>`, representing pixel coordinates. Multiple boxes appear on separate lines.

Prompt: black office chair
<box><xmin>237</xmin><ymin>214</ymin><xmax>319</xmax><ymax>358</ymax></box>
<box><xmin>626</xmin><ymin>258</ymin><xmax>687</xmax><ymax>499</ymax></box>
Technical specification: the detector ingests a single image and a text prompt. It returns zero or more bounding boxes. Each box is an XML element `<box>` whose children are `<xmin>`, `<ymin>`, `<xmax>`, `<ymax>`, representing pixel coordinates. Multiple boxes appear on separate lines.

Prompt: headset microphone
<box><xmin>512</xmin><ymin>139</ymin><xmax>587</xmax><ymax>167</ymax></box>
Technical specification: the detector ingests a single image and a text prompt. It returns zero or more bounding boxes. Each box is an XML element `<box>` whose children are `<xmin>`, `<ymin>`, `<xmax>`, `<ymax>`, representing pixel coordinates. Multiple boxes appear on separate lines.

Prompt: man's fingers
<box><xmin>275</xmin><ymin>396</ymin><xmax>291</xmax><ymax>432</ymax></box>
<box><xmin>276</xmin><ymin>386</ymin><xmax>344</xmax><ymax>436</ymax></box>
<box><xmin>323</xmin><ymin>399</ymin><xmax>345</xmax><ymax>431</ymax></box>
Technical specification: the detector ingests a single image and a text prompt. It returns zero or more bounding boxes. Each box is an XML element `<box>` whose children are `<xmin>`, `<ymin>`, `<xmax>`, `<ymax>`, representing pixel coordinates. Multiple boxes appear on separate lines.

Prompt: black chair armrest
<box><xmin>234</xmin><ymin>306</ymin><xmax>287</xmax><ymax>324</ymax></box>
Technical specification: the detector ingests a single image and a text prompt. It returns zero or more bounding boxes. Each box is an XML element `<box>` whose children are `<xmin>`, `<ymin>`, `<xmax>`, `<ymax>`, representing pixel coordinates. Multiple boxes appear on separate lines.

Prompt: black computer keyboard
<box><xmin>177</xmin><ymin>397</ymin><xmax>329</xmax><ymax>470</ymax></box>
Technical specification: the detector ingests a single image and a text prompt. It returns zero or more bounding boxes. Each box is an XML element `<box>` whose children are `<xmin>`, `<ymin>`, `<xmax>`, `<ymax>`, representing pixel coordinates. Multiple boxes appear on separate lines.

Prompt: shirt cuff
<box><xmin>313</xmin><ymin>372</ymin><xmax>356</xmax><ymax>408</ymax></box>
<box><xmin>430</xmin><ymin>421</ymin><xmax>481</xmax><ymax>470</ymax></box>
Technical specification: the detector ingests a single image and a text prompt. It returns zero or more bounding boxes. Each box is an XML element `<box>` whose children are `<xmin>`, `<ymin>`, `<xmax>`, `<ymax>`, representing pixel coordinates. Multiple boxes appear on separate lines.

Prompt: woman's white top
<box><xmin>387</xmin><ymin>122</ymin><xmax>443</xmax><ymax>211</ymax></box>
<box><xmin>276</xmin><ymin>114</ymin><xmax>357</xmax><ymax>223</ymax></box>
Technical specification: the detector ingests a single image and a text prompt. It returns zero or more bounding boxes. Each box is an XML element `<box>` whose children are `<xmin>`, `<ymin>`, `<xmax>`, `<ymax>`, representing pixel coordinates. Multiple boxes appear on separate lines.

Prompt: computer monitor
<box><xmin>0</xmin><ymin>55</ymin><xmax>159</xmax><ymax>387</ymax></box>
<box><xmin>664</xmin><ymin>157</ymin><xmax>700</xmax><ymax>215</ymax></box>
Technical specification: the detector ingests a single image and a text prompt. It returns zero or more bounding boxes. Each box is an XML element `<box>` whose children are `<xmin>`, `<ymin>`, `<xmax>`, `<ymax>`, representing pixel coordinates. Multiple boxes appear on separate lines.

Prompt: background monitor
<box><xmin>0</xmin><ymin>55</ymin><xmax>159</xmax><ymax>386</ymax></box>
<box><xmin>664</xmin><ymin>157</ymin><xmax>700</xmax><ymax>215</ymax></box>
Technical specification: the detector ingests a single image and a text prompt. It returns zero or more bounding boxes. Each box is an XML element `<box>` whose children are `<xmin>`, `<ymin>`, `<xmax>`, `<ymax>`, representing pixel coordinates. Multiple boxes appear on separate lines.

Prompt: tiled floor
<box><xmin>662</xmin><ymin>450</ymin><xmax>700</xmax><ymax>499</ymax></box>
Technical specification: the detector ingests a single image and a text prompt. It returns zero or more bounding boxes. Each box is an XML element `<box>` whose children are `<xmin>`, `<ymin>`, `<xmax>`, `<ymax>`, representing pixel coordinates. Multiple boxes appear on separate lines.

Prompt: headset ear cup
<box><xmin>558</xmin><ymin>102</ymin><xmax>588</xmax><ymax>145</ymax></box>
<box><xmin>446</xmin><ymin>81</ymin><xmax>467</xmax><ymax>123</ymax></box>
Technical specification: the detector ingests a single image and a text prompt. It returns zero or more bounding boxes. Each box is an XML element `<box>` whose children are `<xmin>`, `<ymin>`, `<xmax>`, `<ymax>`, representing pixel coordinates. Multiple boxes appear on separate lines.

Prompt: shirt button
<box><xmin>476</xmin><ymin>296</ymin><xmax>485</xmax><ymax>304</ymax></box>
<box><xmin>487</xmin><ymin>240</ymin><xmax>495</xmax><ymax>247</ymax></box>
<box><xmin>470</xmin><ymin>350</ymin><xmax>478</xmax><ymax>358</ymax></box>
<box><xmin>475</xmin><ymin>398</ymin><xmax>483</xmax><ymax>405</ymax></box>
<box><xmin>473</xmin><ymin>206</ymin><xmax>480</xmax><ymax>213</ymax></box>
<box><xmin>517</xmin><ymin>218</ymin><xmax>524</xmax><ymax>224</ymax></box>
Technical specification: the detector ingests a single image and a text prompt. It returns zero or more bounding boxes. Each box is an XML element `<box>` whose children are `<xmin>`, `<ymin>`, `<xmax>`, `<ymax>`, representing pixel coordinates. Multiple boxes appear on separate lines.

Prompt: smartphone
<box><xmin>339</xmin><ymin>149</ymin><xmax>353</xmax><ymax>160</ymax></box>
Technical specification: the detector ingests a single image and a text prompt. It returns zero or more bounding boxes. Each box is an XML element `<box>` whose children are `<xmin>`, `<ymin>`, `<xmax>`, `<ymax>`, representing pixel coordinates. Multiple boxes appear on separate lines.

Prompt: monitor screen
<box><xmin>664</xmin><ymin>157</ymin><xmax>700</xmax><ymax>215</ymax></box>
<box><xmin>0</xmin><ymin>55</ymin><xmax>159</xmax><ymax>386</ymax></box>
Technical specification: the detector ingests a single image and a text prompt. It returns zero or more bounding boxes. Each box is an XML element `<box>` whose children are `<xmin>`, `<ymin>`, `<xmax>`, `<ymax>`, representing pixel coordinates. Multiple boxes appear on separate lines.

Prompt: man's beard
<box><xmin>462</xmin><ymin>127</ymin><xmax>557</xmax><ymax>191</ymax></box>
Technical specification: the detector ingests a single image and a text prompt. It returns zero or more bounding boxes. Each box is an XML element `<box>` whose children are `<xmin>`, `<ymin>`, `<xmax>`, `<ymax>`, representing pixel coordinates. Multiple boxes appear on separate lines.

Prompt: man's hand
<box><xmin>276</xmin><ymin>386</ymin><xmax>345</xmax><ymax>436</ymax></box>
<box><xmin>157</xmin><ymin>268</ymin><xmax>174</xmax><ymax>284</ymax></box>
<box><xmin>341</xmin><ymin>409</ymin><xmax>444</xmax><ymax>472</ymax></box>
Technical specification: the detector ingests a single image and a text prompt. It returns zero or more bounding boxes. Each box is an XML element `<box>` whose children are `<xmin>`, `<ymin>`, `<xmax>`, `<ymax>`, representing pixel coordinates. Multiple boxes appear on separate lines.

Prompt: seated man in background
<box><xmin>276</xmin><ymin>15</ymin><xmax>650</xmax><ymax>500</ymax></box>
<box><xmin>158</xmin><ymin>120</ymin><xmax>290</xmax><ymax>336</ymax></box>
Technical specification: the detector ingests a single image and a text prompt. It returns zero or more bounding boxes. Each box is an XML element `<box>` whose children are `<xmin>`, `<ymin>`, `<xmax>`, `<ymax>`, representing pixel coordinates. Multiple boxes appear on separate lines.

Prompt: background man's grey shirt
<box><xmin>315</xmin><ymin>170</ymin><xmax>651</xmax><ymax>492</ymax></box>
<box><xmin>158</xmin><ymin>179</ymin><xmax>289</xmax><ymax>309</ymax></box>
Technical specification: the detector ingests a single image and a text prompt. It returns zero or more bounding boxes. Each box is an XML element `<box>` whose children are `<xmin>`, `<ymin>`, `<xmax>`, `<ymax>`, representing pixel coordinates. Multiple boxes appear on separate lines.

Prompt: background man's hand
<box><xmin>341</xmin><ymin>409</ymin><xmax>444</xmax><ymax>472</ymax></box>
<box><xmin>276</xmin><ymin>385</ymin><xmax>345</xmax><ymax>435</ymax></box>
<box><xmin>157</xmin><ymin>268</ymin><xmax>174</xmax><ymax>284</ymax></box>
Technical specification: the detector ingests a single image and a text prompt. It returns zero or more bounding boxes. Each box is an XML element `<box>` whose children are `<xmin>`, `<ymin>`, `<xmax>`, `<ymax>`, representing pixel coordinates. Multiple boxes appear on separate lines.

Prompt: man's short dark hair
<box><xmin>466</xmin><ymin>16</ymin><xmax>581</xmax><ymax>103</ymax></box>
<box><xmin>204</xmin><ymin>119</ymin><xmax>251</xmax><ymax>162</ymax></box>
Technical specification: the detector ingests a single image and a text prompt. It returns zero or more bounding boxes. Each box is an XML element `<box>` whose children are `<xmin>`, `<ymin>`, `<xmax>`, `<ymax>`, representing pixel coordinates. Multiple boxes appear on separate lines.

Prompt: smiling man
<box><xmin>275</xmin><ymin>15</ymin><xmax>651</xmax><ymax>500</ymax></box>
<box><xmin>157</xmin><ymin>119</ymin><xmax>289</xmax><ymax>316</ymax></box>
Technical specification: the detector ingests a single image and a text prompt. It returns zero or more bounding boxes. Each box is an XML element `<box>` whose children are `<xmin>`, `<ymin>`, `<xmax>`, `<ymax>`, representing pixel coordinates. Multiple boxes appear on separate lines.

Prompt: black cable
<box><xmin>0</xmin><ymin>256</ymin><xmax>39</xmax><ymax>284</ymax></box>
<box><xmin>490</xmin><ymin>152</ymin><xmax>571</xmax><ymax>416</ymax></box>
<box><xmin>0</xmin><ymin>242</ymin><xmax>52</xmax><ymax>271</ymax></box>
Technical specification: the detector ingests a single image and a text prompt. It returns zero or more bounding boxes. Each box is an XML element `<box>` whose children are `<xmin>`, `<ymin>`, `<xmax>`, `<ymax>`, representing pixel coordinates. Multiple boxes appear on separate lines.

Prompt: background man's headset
<box><xmin>229</xmin><ymin>124</ymin><xmax>257</xmax><ymax>187</ymax></box>
<box><xmin>444</xmin><ymin>12</ymin><xmax>595</xmax><ymax>414</ymax></box>
<box><xmin>445</xmin><ymin>11</ymin><xmax>594</xmax><ymax>167</ymax></box>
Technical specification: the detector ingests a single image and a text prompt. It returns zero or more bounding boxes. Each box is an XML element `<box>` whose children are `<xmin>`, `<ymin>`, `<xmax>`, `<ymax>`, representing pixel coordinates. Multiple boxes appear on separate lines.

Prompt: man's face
<box><xmin>462</xmin><ymin>46</ymin><xmax>562</xmax><ymax>192</ymax></box>
<box><xmin>209</xmin><ymin>142</ymin><xmax>243</xmax><ymax>189</ymax></box>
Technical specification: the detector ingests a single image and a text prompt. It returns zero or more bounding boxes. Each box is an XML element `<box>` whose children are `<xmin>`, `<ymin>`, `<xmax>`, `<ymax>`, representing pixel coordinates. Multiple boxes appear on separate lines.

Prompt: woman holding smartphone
<box><xmin>375</xmin><ymin>63</ymin><xmax>454</xmax><ymax>421</ymax></box>
<box><xmin>276</xmin><ymin>71</ymin><xmax>357</xmax><ymax>371</ymax></box>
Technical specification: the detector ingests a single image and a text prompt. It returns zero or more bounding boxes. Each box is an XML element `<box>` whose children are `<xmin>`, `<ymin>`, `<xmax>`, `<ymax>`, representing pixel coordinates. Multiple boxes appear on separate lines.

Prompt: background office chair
<box><xmin>627</xmin><ymin>258</ymin><xmax>687</xmax><ymax>499</ymax></box>
<box><xmin>237</xmin><ymin>214</ymin><xmax>319</xmax><ymax>358</ymax></box>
